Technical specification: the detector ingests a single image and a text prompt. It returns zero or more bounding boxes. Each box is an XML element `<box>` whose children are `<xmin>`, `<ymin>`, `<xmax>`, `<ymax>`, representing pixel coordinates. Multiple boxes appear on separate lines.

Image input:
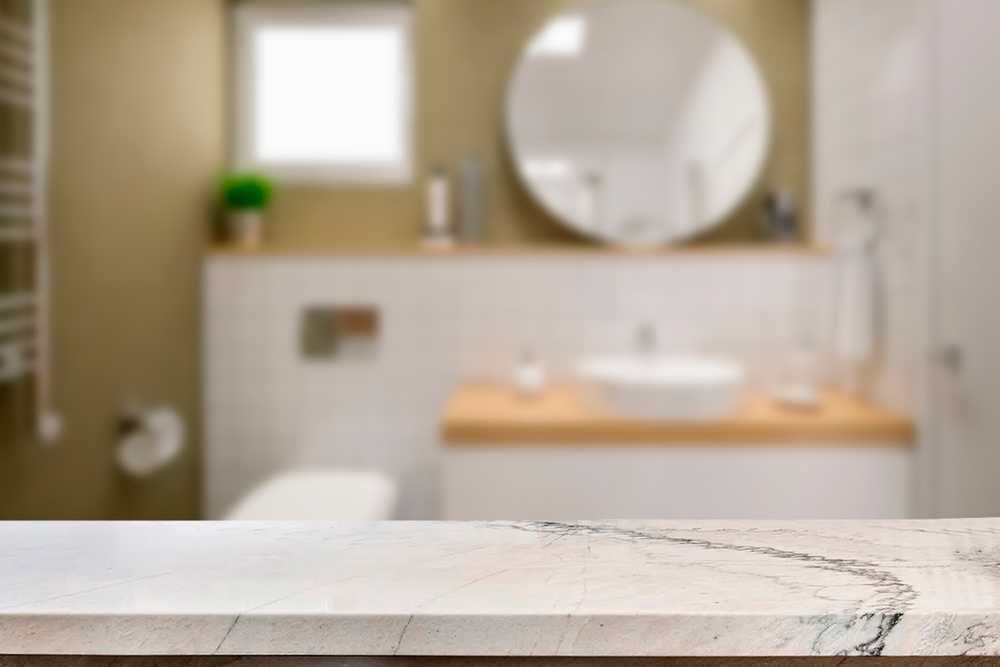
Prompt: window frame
<box><xmin>231</xmin><ymin>2</ymin><xmax>415</xmax><ymax>184</ymax></box>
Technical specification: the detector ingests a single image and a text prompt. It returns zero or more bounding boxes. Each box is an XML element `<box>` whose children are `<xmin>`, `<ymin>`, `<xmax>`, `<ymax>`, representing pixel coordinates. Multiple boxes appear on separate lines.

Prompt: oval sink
<box><xmin>578</xmin><ymin>355</ymin><xmax>746</xmax><ymax>421</ymax></box>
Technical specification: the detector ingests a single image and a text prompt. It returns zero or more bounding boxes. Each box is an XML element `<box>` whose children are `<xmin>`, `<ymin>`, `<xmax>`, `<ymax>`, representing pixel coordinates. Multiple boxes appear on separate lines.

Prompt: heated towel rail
<box><xmin>0</xmin><ymin>0</ymin><xmax>59</xmax><ymax>441</ymax></box>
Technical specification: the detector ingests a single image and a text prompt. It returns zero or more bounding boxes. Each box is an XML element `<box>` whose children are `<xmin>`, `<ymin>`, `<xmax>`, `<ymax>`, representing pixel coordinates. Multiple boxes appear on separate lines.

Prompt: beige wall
<box><xmin>0</xmin><ymin>0</ymin><xmax>807</xmax><ymax>518</ymax></box>
<box><xmin>0</xmin><ymin>0</ymin><xmax>225</xmax><ymax>519</ymax></box>
<box><xmin>267</xmin><ymin>0</ymin><xmax>811</xmax><ymax>246</ymax></box>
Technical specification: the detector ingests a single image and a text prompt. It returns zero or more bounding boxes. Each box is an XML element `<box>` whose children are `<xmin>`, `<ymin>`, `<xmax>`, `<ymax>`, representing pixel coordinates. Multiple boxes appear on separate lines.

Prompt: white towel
<box><xmin>833</xmin><ymin>215</ymin><xmax>878</xmax><ymax>364</ymax></box>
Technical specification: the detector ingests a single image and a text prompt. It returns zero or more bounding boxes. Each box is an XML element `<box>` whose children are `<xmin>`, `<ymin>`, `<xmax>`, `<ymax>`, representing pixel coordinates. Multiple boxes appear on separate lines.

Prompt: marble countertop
<box><xmin>1</xmin><ymin>520</ymin><xmax>999</xmax><ymax>657</ymax></box>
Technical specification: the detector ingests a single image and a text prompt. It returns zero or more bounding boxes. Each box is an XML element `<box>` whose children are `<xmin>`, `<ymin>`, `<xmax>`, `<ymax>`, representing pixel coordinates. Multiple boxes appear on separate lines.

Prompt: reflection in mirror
<box><xmin>507</xmin><ymin>0</ymin><xmax>771</xmax><ymax>245</ymax></box>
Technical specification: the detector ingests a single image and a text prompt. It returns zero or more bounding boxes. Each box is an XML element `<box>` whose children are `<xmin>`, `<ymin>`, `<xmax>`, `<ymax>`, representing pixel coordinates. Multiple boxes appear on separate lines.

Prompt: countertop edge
<box><xmin>0</xmin><ymin>610</ymin><xmax>994</xmax><ymax>657</ymax></box>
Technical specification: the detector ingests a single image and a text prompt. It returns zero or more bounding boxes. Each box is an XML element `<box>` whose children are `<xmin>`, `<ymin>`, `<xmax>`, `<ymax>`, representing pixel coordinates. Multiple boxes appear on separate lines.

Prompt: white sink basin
<box><xmin>578</xmin><ymin>355</ymin><xmax>746</xmax><ymax>421</ymax></box>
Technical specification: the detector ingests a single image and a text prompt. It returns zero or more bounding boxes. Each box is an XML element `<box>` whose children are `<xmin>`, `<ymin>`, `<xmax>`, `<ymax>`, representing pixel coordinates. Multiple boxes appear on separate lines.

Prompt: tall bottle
<box><xmin>425</xmin><ymin>165</ymin><xmax>453</xmax><ymax>247</ymax></box>
<box><xmin>459</xmin><ymin>155</ymin><xmax>484</xmax><ymax>244</ymax></box>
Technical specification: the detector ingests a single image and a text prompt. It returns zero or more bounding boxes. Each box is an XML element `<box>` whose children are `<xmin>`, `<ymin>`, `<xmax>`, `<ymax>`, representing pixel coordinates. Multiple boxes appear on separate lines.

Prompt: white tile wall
<box><xmin>813</xmin><ymin>0</ymin><xmax>931</xmax><ymax>415</ymax></box>
<box><xmin>205</xmin><ymin>253</ymin><xmax>832</xmax><ymax>519</ymax></box>
<box><xmin>202</xmin><ymin>2</ymin><xmax>934</xmax><ymax>521</ymax></box>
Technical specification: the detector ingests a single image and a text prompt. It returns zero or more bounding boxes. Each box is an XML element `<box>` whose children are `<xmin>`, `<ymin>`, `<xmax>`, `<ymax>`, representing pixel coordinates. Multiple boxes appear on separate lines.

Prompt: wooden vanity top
<box><xmin>441</xmin><ymin>385</ymin><xmax>915</xmax><ymax>446</ymax></box>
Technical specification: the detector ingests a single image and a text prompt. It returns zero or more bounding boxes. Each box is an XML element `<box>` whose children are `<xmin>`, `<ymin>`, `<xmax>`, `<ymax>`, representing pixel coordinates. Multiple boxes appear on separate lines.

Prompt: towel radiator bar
<box><xmin>0</xmin><ymin>0</ymin><xmax>59</xmax><ymax>441</ymax></box>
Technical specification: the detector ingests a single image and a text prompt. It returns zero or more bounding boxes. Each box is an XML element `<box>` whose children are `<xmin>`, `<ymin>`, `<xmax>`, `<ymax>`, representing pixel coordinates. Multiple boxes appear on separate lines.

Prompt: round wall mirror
<box><xmin>506</xmin><ymin>0</ymin><xmax>771</xmax><ymax>246</ymax></box>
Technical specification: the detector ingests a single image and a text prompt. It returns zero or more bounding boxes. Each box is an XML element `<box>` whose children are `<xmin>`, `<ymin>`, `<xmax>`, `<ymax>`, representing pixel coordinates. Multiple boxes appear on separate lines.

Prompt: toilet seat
<box><xmin>225</xmin><ymin>470</ymin><xmax>398</xmax><ymax>521</ymax></box>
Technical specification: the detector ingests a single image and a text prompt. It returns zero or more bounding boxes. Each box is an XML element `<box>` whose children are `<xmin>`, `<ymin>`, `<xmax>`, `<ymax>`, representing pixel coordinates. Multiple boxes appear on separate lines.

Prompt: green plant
<box><xmin>222</xmin><ymin>173</ymin><xmax>274</xmax><ymax>210</ymax></box>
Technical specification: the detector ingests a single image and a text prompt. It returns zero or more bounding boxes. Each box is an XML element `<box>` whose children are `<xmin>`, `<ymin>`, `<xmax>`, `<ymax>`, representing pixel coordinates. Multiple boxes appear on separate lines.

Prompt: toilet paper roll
<box><xmin>117</xmin><ymin>406</ymin><xmax>185</xmax><ymax>478</ymax></box>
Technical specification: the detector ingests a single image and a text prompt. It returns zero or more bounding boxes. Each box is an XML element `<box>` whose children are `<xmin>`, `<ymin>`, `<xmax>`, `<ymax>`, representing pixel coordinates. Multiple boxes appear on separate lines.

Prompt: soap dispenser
<box><xmin>513</xmin><ymin>350</ymin><xmax>547</xmax><ymax>398</ymax></box>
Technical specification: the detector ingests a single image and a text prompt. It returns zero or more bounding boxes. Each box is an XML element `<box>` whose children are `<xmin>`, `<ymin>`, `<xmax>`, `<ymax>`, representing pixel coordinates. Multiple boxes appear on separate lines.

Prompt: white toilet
<box><xmin>225</xmin><ymin>469</ymin><xmax>399</xmax><ymax>521</ymax></box>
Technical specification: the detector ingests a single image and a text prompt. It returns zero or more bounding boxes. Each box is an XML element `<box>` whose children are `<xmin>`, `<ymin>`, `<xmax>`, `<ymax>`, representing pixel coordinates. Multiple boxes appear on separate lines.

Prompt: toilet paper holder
<box><xmin>117</xmin><ymin>403</ymin><xmax>186</xmax><ymax>478</ymax></box>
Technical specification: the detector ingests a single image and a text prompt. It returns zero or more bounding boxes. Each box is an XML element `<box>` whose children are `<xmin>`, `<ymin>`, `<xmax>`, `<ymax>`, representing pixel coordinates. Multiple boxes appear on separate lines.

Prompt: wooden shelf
<box><xmin>207</xmin><ymin>242</ymin><xmax>832</xmax><ymax>259</ymax></box>
<box><xmin>442</xmin><ymin>385</ymin><xmax>915</xmax><ymax>446</ymax></box>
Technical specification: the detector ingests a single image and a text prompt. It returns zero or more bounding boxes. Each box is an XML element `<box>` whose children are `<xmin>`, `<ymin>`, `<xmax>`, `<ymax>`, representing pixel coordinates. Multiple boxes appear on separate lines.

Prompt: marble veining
<box><xmin>0</xmin><ymin>520</ymin><xmax>999</xmax><ymax>656</ymax></box>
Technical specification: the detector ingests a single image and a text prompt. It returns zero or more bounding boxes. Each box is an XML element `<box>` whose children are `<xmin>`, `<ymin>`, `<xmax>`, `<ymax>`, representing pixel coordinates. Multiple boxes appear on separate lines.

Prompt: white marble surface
<box><xmin>1</xmin><ymin>520</ymin><xmax>1000</xmax><ymax>657</ymax></box>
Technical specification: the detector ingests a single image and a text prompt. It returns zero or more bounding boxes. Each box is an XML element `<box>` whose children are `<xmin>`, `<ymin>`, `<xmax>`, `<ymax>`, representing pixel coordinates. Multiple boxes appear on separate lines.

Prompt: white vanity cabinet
<box><xmin>441</xmin><ymin>386</ymin><xmax>914</xmax><ymax>520</ymax></box>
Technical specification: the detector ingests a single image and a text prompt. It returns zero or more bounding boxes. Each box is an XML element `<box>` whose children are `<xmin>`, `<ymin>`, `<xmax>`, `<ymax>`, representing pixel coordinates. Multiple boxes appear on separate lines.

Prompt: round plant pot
<box><xmin>228</xmin><ymin>209</ymin><xmax>264</xmax><ymax>248</ymax></box>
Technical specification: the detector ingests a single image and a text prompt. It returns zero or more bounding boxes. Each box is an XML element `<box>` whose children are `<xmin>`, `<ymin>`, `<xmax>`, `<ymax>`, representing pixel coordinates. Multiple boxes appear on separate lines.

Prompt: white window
<box><xmin>233</xmin><ymin>4</ymin><xmax>414</xmax><ymax>183</ymax></box>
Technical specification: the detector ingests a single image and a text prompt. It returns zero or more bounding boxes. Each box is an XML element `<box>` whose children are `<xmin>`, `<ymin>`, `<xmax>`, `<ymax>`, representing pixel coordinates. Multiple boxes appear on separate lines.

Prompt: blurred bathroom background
<box><xmin>0</xmin><ymin>0</ymin><xmax>996</xmax><ymax>521</ymax></box>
